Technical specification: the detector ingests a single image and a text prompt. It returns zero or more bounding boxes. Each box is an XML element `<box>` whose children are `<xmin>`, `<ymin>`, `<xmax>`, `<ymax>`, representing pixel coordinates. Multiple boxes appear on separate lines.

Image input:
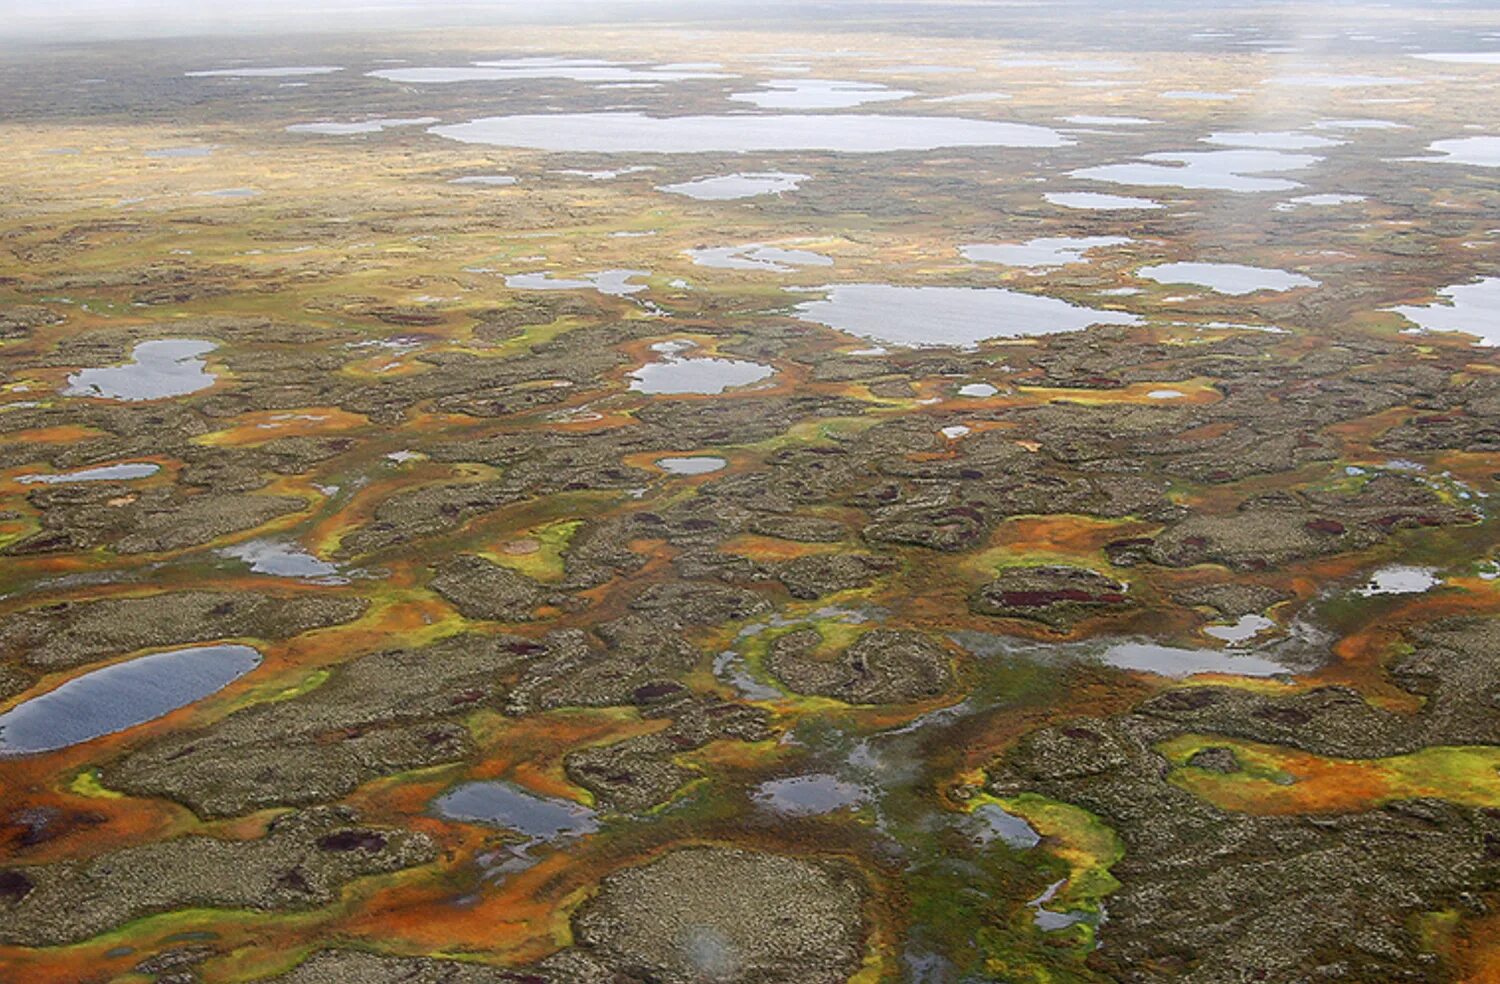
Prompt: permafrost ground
<box><xmin>2</xmin><ymin>3</ymin><xmax>1500</xmax><ymax>981</ymax></box>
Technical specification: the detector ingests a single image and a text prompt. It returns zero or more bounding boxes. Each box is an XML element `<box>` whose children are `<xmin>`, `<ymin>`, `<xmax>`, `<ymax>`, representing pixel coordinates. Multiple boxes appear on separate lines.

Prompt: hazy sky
<box><xmin>0</xmin><ymin>0</ymin><xmax>703</xmax><ymax>42</ymax></box>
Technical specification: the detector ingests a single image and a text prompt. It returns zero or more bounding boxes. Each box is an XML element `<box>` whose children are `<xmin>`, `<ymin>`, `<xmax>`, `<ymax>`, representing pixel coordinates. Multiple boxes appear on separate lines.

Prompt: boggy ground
<box><xmin>1</xmin><ymin>5</ymin><xmax>1500</xmax><ymax>983</ymax></box>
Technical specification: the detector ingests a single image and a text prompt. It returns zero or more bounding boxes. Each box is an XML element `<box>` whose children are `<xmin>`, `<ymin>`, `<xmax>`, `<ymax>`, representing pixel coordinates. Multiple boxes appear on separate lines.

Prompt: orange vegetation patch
<box><xmin>5</xmin><ymin>424</ymin><xmax>104</xmax><ymax>444</ymax></box>
<box><xmin>986</xmin><ymin>515</ymin><xmax>1157</xmax><ymax>557</ymax></box>
<box><xmin>1163</xmin><ymin>735</ymin><xmax>1500</xmax><ymax>815</ymax></box>
<box><xmin>720</xmin><ymin>533</ymin><xmax>837</xmax><ymax>562</ymax></box>
<box><xmin>196</xmin><ymin>407</ymin><xmax>367</xmax><ymax>447</ymax></box>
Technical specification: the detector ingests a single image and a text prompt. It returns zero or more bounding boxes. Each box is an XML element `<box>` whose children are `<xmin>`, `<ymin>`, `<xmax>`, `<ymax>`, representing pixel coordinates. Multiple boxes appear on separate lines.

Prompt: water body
<box><xmin>506</xmin><ymin>269</ymin><xmax>648</xmax><ymax>297</ymax></box>
<box><xmin>196</xmin><ymin>188</ymin><xmax>258</xmax><ymax>198</ymax></box>
<box><xmin>656</xmin><ymin>456</ymin><xmax>728</xmax><ymax>474</ymax></box>
<box><xmin>954</xmin><ymin>631</ymin><xmax>1296</xmax><ymax>679</ymax></box>
<box><xmin>145</xmin><ymin>145</ymin><xmax>214</xmax><ymax>158</ymax></box>
<box><xmin>369</xmin><ymin>57</ymin><xmax>731</xmax><ymax>85</ymax></box>
<box><xmin>960</xmin><ymin>236</ymin><xmax>1129</xmax><ymax>270</ymax></box>
<box><xmin>711</xmin><ymin>650</ymin><xmax>785</xmax><ymax>701</ymax></box>
<box><xmin>1204</xmin><ymin>614</ymin><xmax>1276</xmax><ymax>645</ymax></box>
<box><xmin>968</xmin><ymin>802</ymin><xmax>1041</xmax><ymax>849</ymax></box>
<box><xmin>1356</xmin><ymin>566</ymin><xmax>1440</xmax><ymax>596</ymax></box>
<box><xmin>1267</xmin><ymin>73</ymin><xmax>1417</xmax><ymax>88</ymax></box>
<box><xmin>434</xmin><ymin>780</ymin><xmax>599</xmax><ymax>839</ymax></box>
<box><xmin>64</xmin><ymin>339</ymin><xmax>217</xmax><ymax>401</ymax></box>
<box><xmin>220</xmin><ymin>539</ymin><xmax>345</xmax><ymax>582</ymax></box>
<box><xmin>1061</xmin><ymin>114</ymin><xmax>1158</xmax><ymax>126</ymax></box>
<box><xmin>15</xmin><ymin>462</ymin><xmax>159</xmax><ymax>484</ymax></box>
<box><xmin>1161</xmin><ymin>90</ymin><xmax>1240</xmax><ymax>101</ymax></box>
<box><xmin>448</xmin><ymin>175</ymin><xmax>517</xmax><ymax>186</ymax></box>
<box><xmin>658</xmin><ymin>171</ymin><xmax>809</xmax><ymax>200</ymax></box>
<box><xmin>686</xmin><ymin>243</ymin><xmax>833</xmax><ymax>272</ymax></box>
<box><xmin>1028</xmin><ymin>879</ymin><xmax>1096</xmax><ymax>932</ymax></box>
<box><xmin>1413</xmin><ymin>52</ymin><xmax>1500</xmax><ymax>64</ymax></box>
<box><xmin>0</xmin><ymin>645</ymin><xmax>261</xmax><ymax>756</ymax></box>
<box><xmin>1148</xmin><ymin>389</ymin><xmax>1185</xmax><ymax>399</ymax></box>
<box><xmin>1044</xmin><ymin>191</ymin><xmax>1163</xmax><ymax>210</ymax></box>
<box><xmin>286</xmin><ymin>117</ymin><xmax>438</xmax><ymax>135</ymax></box>
<box><xmin>925</xmin><ymin>91</ymin><xmax>1011</xmax><ymax>103</ymax></box>
<box><xmin>789</xmin><ymin>284</ymin><xmax>1141</xmax><ymax>349</ymax></box>
<box><xmin>996</xmin><ymin>57</ymin><xmax>1132</xmax><ymax>73</ymax></box>
<box><xmin>1204</xmin><ymin>130</ymin><xmax>1343</xmax><ymax>151</ymax></box>
<box><xmin>1100</xmin><ymin>641</ymin><xmax>1290</xmax><ymax>678</ymax></box>
<box><xmin>629</xmin><ymin>357</ymin><xmax>775</xmax><ymax>395</ymax></box>
<box><xmin>429</xmin><ymin>113</ymin><xmax>1070</xmax><ymax>153</ymax></box>
<box><xmin>1072</xmin><ymin>149</ymin><xmax>1319</xmax><ymax>193</ymax></box>
<box><xmin>557</xmin><ymin>165</ymin><xmax>657</xmax><ymax>180</ymax></box>
<box><xmin>728</xmin><ymin>78</ymin><xmax>913</xmax><ymax>109</ymax></box>
<box><xmin>1312</xmin><ymin>119</ymin><xmax>1405</xmax><ymax>130</ymax></box>
<box><xmin>753</xmin><ymin>773</ymin><xmax>866</xmax><ymax>816</ymax></box>
<box><xmin>1138</xmin><ymin>262</ymin><xmax>1318</xmax><ymax>294</ymax></box>
<box><xmin>1414</xmin><ymin>137</ymin><xmax>1500</xmax><ymax>168</ymax></box>
<box><xmin>185</xmin><ymin>66</ymin><xmax>342</xmax><ymax>78</ymax></box>
<box><xmin>1276</xmin><ymin>193</ymin><xmax>1366</xmax><ymax>210</ymax></box>
<box><xmin>1388</xmin><ymin>278</ymin><xmax>1500</xmax><ymax>345</ymax></box>
<box><xmin>958</xmin><ymin>382</ymin><xmax>998</xmax><ymax>397</ymax></box>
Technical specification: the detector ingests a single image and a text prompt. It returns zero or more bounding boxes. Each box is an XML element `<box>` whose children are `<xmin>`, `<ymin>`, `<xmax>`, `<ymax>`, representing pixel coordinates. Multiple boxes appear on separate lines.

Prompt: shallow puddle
<box><xmin>960</xmin><ymin>236</ymin><xmax>1129</xmax><ymax>269</ymax></box>
<box><xmin>1099</xmin><ymin>641</ymin><xmax>1291</xmax><ymax>678</ymax></box>
<box><xmin>1355</xmin><ymin>565</ymin><xmax>1440</xmax><ymax>596</ymax></box>
<box><xmin>63</xmin><ymin>338</ymin><xmax>218</xmax><ymax>401</ymax></box>
<box><xmin>686</xmin><ymin>243</ymin><xmax>832</xmax><ymax>272</ymax></box>
<box><xmin>0</xmin><ymin>644</ymin><xmax>261</xmax><ymax>755</ymax></box>
<box><xmin>15</xmin><ymin>462</ymin><xmax>159</xmax><ymax>484</ymax></box>
<box><xmin>656</xmin><ymin>456</ymin><xmax>728</xmax><ymax>474</ymax></box>
<box><xmin>728</xmin><ymin>78</ymin><xmax>912</xmax><ymax>109</ymax></box>
<box><xmin>753</xmin><ymin>773</ymin><xmax>866</xmax><ymax>815</ymax></box>
<box><xmin>790</xmin><ymin>283</ymin><xmax>1140</xmax><ymax>348</ymax></box>
<box><xmin>144</xmin><ymin>145</ymin><xmax>214</xmax><ymax>158</ymax></box>
<box><xmin>507</xmin><ymin>269</ymin><xmax>648</xmax><ymax>296</ymax></box>
<box><xmin>657</xmin><ymin>171</ymin><xmax>809</xmax><ymax>200</ymax></box>
<box><xmin>1072</xmin><ymin>148</ymin><xmax>1319</xmax><ymax>193</ymax></box>
<box><xmin>1044</xmin><ymin>191</ymin><xmax>1163</xmax><ymax>210</ymax></box>
<box><xmin>448</xmin><ymin>175</ymin><xmax>517</xmax><ymax>186</ymax></box>
<box><xmin>369</xmin><ymin>57</ymin><xmax>730</xmax><ymax>85</ymax></box>
<box><xmin>1138</xmin><ymin>262</ymin><xmax>1318</xmax><ymax>294</ymax></box>
<box><xmin>969</xmin><ymin>802</ymin><xmax>1041</xmax><ymax>849</ymax></box>
<box><xmin>220</xmin><ymin>539</ymin><xmax>345</xmax><ymax>582</ymax></box>
<box><xmin>1203</xmin><ymin>614</ymin><xmax>1276</xmax><ymax>645</ymax></box>
<box><xmin>1388</xmin><ymin>277</ymin><xmax>1500</xmax><ymax>345</ymax></box>
<box><xmin>185</xmin><ymin>66</ymin><xmax>341</xmax><ymax>77</ymax></box>
<box><xmin>286</xmin><ymin>117</ymin><xmax>437</xmax><ymax>135</ymax></box>
<box><xmin>433</xmin><ymin>780</ymin><xmax>599</xmax><ymax>839</ymax></box>
<box><xmin>430</xmin><ymin>112</ymin><xmax>1069</xmax><ymax>153</ymax></box>
<box><xmin>629</xmin><ymin>357</ymin><xmax>774</xmax><ymax>394</ymax></box>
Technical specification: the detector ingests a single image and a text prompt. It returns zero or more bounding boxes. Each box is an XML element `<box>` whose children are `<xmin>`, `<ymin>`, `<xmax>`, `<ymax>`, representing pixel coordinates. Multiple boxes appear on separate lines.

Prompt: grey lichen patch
<box><xmin>766</xmin><ymin>627</ymin><xmax>954</xmax><ymax>704</ymax></box>
<box><xmin>0</xmin><ymin>591</ymin><xmax>369</xmax><ymax>671</ymax></box>
<box><xmin>776</xmin><ymin>552</ymin><xmax>895</xmax><ymax>600</ymax></box>
<box><xmin>628</xmin><ymin>581</ymin><xmax>771</xmax><ymax>628</ymax></box>
<box><xmin>265</xmin><ymin>950</ymin><xmax>529</xmax><ymax>983</ymax></box>
<box><xmin>969</xmin><ymin>565</ymin><xmax>1132</xmax><ymax>628</ymax></box>
<box><xmin>429</xmin><ymin>554</ymin><xmax>547</xmax><ymax>622</ymax></box>
<box><xmin>565</xmin><ymin>692</ymin><xmax>768</xmax><ymax>813</ymax></box>
<box><xmin>7</xmin><ymin>483</ymin><xmax>307</xmax><ymax>556</ymax></box>
<box><xmin>565</xmin><ymin>846</ymin><xmax>867</xmax><ymax>984</ymax></box>
<box><xmin>0</xmin><ymin>808</ymin><xmax>434</xmax><ymax>947</ymax></box>
<box><xmin>106</xmin><ymin>633</ymin><xmax>542</xmax><ymax>817</ymax></box>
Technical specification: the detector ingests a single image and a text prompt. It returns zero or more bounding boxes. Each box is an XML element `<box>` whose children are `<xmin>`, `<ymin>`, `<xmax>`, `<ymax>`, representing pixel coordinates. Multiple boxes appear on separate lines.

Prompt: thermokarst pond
<box><xmin>0</xmin><ymin>645</ymin><xmax>261</xmax><ymax>755</ymax></box>
<box><xmin>62</xmin><ymin>339</ymin><xmax>218</xmax><ymax>401</ymax></box>
<box><xmin>789</xmin><ymin>283</ymin><xmax>1141</xmax><ymax>347</ymax></box>
<box><xmin>429</xmin><ymin>113</ymin><xmax>1070</xmax><ymax>153</ymax></box>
